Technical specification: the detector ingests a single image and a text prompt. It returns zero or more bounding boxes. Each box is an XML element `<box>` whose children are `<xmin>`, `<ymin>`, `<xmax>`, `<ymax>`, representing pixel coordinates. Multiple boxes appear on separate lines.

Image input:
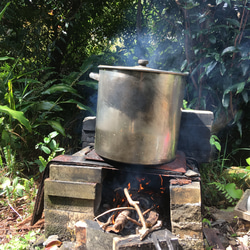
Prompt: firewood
<box><xmin>145</xmin><ymin>211</ymin><xmax>159</xmax><ymax>228</ymax></box>
<box><xmin>143</xmin><ymin>206</ymin><xmax>155</xmax><ymax>216</ymax></box>
<box><xmin>124</xmin><ymin>188</ymin><xmax>149</xmax><ymax>240</ymax></box>
<box><xmin>125</xmin><ymin>215</ymin><xmax>142</xmax><ymax>227</ymax></box>
<box><xmin>94</xmin><ymin>207</ymin><xmax>135</xmax><ymax>221</ymax></box>
<box><xmin>96</xmin><ymin>215</ymin><xmax>113</xmax><ymax>230</ymax></box>
<box><xmin>106</xmin><ymin>210</ymin><xmax>131</xmax><ymax>233</ymax></box>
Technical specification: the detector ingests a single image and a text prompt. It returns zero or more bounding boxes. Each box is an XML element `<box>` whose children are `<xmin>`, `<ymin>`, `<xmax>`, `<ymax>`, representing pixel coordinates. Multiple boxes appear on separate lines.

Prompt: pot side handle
<box><xmin>89</xmin><ymin>72</ymin><xmax>100</xmax><ymax>81</ymax></box>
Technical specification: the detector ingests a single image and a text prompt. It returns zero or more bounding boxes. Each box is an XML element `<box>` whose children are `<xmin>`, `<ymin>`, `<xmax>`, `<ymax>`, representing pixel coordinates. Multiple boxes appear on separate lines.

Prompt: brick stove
<box><xmin>41</xmin><ymin>110</ymin><xmax>213</xmax><ymax>250</ymax></box>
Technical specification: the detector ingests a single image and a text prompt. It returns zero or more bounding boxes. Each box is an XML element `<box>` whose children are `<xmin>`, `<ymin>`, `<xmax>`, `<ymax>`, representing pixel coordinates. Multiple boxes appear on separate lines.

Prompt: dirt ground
<box><xmin>0</xmin><ymin>199</ymin><xmax>44</xmax><ymax>245</ymax></box>
<box><xmin>1</xmin><ymin>200</ymin><xmax>250</xmax><ymax>249</ymax></box>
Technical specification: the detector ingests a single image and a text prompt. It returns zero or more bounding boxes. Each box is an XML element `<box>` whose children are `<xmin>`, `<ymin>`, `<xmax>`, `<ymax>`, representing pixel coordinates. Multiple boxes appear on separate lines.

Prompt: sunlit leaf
<box><xmin>206</xmin><ymin>61</ymin><xmax>217</xmax><ymax>76</ymax></box>
<box><xmin>222</xmin><ymin>46</ymin><xmax>237</xmax><ymax>56</ymax></box>
<box><xmin>0</xmin><ymin>177</ymin><xmax>11</xmax><ymax>189</ymax></box>
<box><xmin>224</xmin><ymin>183</ymin><xmax>242</xmax><ymax>199</ymax></box>
<box><xmin>0</xmin><ymin>105</ymin><xmax>32</xmax><ymax>132</ymax></box>
<box><xmin>48</xmin><ymin>131</ymin><xmax>59</xmax><ymax>139</ymax></box>
<box><xmin>236</xmin><ymin>82</ymin><xmax>245</xmax><ymax>94</ymax></box>
<box><xmin>246</xmin><ymin>157</ymin><xmax>250</xmax><ymax>166</ymax></box>
<box><xmin>41</xmin><ymin>145</ymin><xmax>51</xmax><ymax>154</ymax></box>
<box><xmin>0</xmin><ymin>2</ymin><xmax>10</xmax><ymax>20</ymax></box>
<box><xmin>0</xmin><ymin>56</ymin><xmax>14</xmax><ymax>61</ymax></box>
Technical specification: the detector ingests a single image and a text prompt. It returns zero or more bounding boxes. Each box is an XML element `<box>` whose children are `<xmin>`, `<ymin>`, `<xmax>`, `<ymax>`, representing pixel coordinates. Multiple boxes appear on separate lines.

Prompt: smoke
<box><xmin>115</xmin><ymin>27</ymin><xmax>185</xmax><ymax>71</ymax></box>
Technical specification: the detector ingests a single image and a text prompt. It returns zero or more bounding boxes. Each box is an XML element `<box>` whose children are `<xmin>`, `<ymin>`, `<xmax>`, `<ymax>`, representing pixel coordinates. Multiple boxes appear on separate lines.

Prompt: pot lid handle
<box><xmin>138</xmin><ymin>59</ymin><xmax>149</xmax><ymax>67</ymax></box>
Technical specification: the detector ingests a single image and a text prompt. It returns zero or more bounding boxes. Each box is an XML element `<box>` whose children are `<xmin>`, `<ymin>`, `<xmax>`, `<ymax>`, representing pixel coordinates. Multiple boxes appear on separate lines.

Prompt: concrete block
<box><xmin>171</xmin><ymin>204</ymin><xmax>202</xmax><ymax>223</ymax></box>
<box><xmin>178</xmin><ymin>110</ymin><xmax>214</xmax><ymax>163</ymax></box>
<box><xmin>44</xmin><ymin>195</ymin><xmax>95</xmax><ymax>213</ymax></box>
<box><xmin>44</xmin><ymin>209</ymin><xmax>95</xmax><ymax>241</ymax></box>
<box><xmin>170</xmin><ymin>181</ymin><xmax>203</xmax><ymax>249</ymax></box>
<box><xmin>45</xmin><ymin>179</ymin><xmax>100</xmax><ymax>200</ymax></box>
<box><xmin>170</xmin><ymin>181</ymin><xmax>201</xmax><ymax>205</ymax></box>
<box><xmin>74</xmin><ymin>220</ymin><xmax>115</xmax><ymax>250</ymax></box>
<box><xmin>49</xmin><ymin>164</ymin><xmax>103</xmax><ymax>183</ymax></box>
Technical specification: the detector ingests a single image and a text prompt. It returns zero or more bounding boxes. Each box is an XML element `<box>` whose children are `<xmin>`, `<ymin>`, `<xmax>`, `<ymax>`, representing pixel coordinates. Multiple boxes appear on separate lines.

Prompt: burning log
<box><xmin>94</xmin><ymin>206</ymin><xmax>135</xmax><ymax>221</ymax></box>
<box><xmin>145</xmin><ymin>211</ymin><xmax>159</xmax><ymax>228</ymax></box>
<box><xmin>124</xmin><ymin>188</ymin><xmax>162</xmax><ymax>240</ymax></box>
<box><xmin>105</xmin><ymin>210</ymin><xmax>131</xmax><ymax>233</ymax></box>
<box><xmin>94</xmin><ymin>188</ymin><xmax>162</xmax><ymax>241</ymax></box>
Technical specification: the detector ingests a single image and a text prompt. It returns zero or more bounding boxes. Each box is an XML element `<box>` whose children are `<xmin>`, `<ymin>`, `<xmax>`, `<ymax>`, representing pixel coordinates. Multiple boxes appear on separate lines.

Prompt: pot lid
<box><xmin>98</xmin><ymin>59</ymin><xmax>188</xmax><ymax>76</ymax></box>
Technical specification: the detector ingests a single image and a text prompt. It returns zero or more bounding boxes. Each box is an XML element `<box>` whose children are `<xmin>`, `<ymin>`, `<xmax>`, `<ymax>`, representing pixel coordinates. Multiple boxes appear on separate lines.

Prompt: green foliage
<box><xmin>202</xmin><ymin>218</ymin><xmax>212</xmax><ymax>228</ymax></box>
<box><xmin>35</xmin><ymin>131</ymin><xmax>65</xmax><ymax>172</ymax></box>
<box><xmin>0</xmin><ymin>2</ymin><xmax>10</xmax><ymax>20</ymax></box>
<box><xmin>209</xmin><ymin>182</ymin><xmax>243</xmax><ymax>206</ymax></box>
<box><xmin>0</xmin><ymin>0</ymin><xmax>135</xmax><ymax>73</ymax></box>
<box><xmin>210</xmin><ymin>135</ymin><xmax>221</xmax><ymax>152</ymax></box>
<box><xmin>0</xmin><ymin>55</ymin><xmax>95</xmax><ymax>175</ymax></box>
<box><xmin>0</xmin><ymin>230</ymin><xmax>41</xmax><ymax>250</ymax></box>
<box><xmin>0</xmin><ymin>176</ymin><xmax>37</xmax><ymax>207</ymax></box>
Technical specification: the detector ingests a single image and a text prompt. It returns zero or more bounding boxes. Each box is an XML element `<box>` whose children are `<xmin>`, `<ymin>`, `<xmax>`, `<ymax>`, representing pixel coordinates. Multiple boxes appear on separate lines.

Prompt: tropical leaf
<box><xmin>34</xmin><ymin>101</ymin><xmax>63</xmax><ymax>111</ymax></box>
<box><xmin>77</xmin><ymin>80</ymin><xmax>98</xmax><ymax>89</ymax></box>
<box><xmin>0</xmin><ymin>105</ymin><xmax>31</xmax><ymax>132</ymax></box>
<box><xmin>0</xmin><ymin>56</ymin><xmax>14</xmax><ymax>61</ymax></box>
<box><xmin>0</xmin><ymin>2</ymin><xmax>10</xmax><ymax>20</ymax></box>
<box><xmin>47</xmin><ymin>120</ymin><xmax>65</xmax><ymax>136</ymax></box>
<box><xmin>41</xmin><ymin>84</ymin><xmax>78</xmax><ymax>95</ymax></box>
<box><xmin>62</xmin><ymin>99</ymin><xmax>95</xmax><ymax>113</ymax></box>
<box><xmin>222</xmin><ymin>46</ymin><xmax>237</xmax><ymax>56</ymax></box>
<box><xmin>224</xmin><ymin>183</ymin><xmax>243</xmax><ymax>199</ymax></box>
<box><xmin>246</xmin><ymin>157</ymin><xmax>250</xmax><ymax>166</ymax></box>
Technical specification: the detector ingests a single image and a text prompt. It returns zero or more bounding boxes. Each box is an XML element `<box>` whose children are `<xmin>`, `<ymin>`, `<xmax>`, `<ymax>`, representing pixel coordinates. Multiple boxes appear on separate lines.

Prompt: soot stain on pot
<box><xmin>104</xmin><ymin>70</ymin><xmax>156</xmax><ymax>121</ymax></box>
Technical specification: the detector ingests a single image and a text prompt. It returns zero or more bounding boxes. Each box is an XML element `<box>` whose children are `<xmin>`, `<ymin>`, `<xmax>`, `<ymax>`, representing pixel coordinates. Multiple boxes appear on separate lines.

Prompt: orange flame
<box><xmin>159</xmin><ymin>175</ymin><xmax>163</xmax><ymax>186</ymax></box>
<box><xmin>138</xmin><ymin>183</ymin><xmax>144</xmax><ymax>192</ymax></box>
<box><xmin>112</xmin><ymin>214</ymin><xmax>115</xmax><ymax>224</ymax></box>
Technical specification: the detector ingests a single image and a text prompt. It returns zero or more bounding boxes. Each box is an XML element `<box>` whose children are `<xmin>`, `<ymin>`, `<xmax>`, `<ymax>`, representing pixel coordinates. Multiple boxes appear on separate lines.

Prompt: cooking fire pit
<box><xmin>37</xmin><ymin>109</ymin><xmax>213</xmax><ymax>250</ymax></box>
<box><xmin>31</xmin><ymin>58</ymin><xmax>214</xmax><ymax>250</ymax></box>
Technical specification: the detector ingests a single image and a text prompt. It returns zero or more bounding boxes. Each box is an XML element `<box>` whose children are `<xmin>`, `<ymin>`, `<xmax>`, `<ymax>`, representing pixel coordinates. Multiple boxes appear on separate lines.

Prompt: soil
<box><xmin>1</xmin><ymin>199</ymin><xmax>250</xmax><ymax>249</ymax></box>
<box><xmin>0</xmin><ymin>197</ymin><xmax>44</xmax><ymax>245</ymax></box>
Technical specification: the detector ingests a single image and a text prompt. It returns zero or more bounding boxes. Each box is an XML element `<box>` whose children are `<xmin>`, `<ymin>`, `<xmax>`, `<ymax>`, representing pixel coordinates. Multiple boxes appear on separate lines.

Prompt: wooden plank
<box><xmin>203</xmin><ymin>227</ymin><xmax>225</xmax><ymax>250</ymax></box>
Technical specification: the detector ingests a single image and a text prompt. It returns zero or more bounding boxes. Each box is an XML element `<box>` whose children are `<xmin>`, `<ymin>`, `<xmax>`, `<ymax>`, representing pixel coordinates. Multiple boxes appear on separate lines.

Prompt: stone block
<box><xmin>49</xmin><ymin>164</ymin><xmax>103</xmax><ymax>183</ymax></box>
<box><xmin>44</xmin><ymin>195</ymin><xmax>95</xmax><ymax>213</ymax></box>
<box><xmin>44</xmin><ymin>209</ymin><xmax>95</xmax><ymax>241</ymax></box>
<box><xmin>170</xmin><ymin>181</ymin><xmax>203</xmax><ymax>249</ymax></box>
<box><xmin>74</xmin><ymin>220</ymin><xmax>115</xmax><ymax>250</ymax></box>
<box><xmin>171</xmin><ymin>204</ymin><xmax>202</xmax><ymax>223</ymax></box>
<box><xmin>170</xmin><ymin>181</ymin><xmax>201</xmax><ymax>205</ymax></box>
<box><xmin>45</xmin><ymin>179</ymin><xmax>100</xmax><ymax>200</ymax></box>
<box><xmin>81</xmin><ymin>116</ymin><xmax>96</xmax><ymax>148</ymax></box>
<box><xmin>178</xmin><ymin>110</ymin><xmax>214</xmax><ymax>163</ymax></box>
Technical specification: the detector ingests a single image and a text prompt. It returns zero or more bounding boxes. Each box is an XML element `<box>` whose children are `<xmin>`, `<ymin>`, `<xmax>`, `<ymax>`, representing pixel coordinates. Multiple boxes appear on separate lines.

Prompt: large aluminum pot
<box><xmin>91</xmin><ymin>60</ymin><xmax>188</xmax><ymax>165</ymax></box>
